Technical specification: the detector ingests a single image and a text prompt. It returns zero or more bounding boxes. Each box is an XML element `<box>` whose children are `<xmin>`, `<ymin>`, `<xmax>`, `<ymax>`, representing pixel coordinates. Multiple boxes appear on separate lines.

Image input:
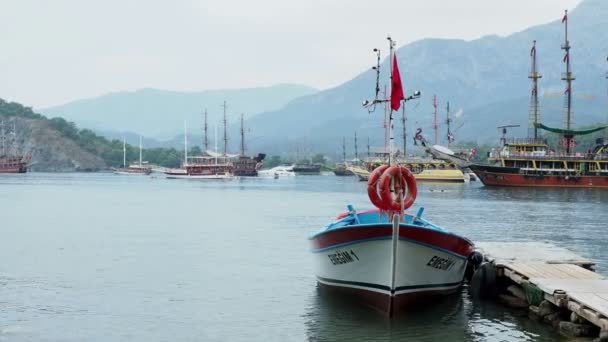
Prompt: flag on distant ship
<box><xmin>530</xmin><ymin>45</ymin><xmax>536</xmax><ymax>57</ymax></box>
<box><xmin>390</xmin><ymin>53</ymin><xmax>404</xmax><ymax>112</ymax></box>
<box><xmin>562</xmin><ymin>12</ymin><xmax>568</xmax><ymax>23</ymax></box>
<box><xmin>563</xmin><ymin>51</ymin><xmax>569</xmax><ymax>63</ymax></box>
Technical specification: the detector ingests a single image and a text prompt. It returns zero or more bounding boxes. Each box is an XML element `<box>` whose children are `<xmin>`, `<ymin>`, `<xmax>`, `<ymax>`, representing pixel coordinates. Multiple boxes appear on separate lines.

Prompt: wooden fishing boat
<box><xmin>311</xmin><ymin>38</ymin><xmax>477</xmax><ymax>316</ymax></box>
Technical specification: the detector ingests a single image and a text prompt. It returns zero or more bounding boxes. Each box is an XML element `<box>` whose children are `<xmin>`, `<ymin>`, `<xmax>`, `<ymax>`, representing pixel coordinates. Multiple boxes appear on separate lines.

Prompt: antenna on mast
<box><xmin>561</xmin><ymin>9</ymin><xmax>575</xmax><ymax>153</ymax></box>
<box><xmin>528</xmin><ymin>40</ymin><xmax>542</xmax><ymax>139</ymax></box>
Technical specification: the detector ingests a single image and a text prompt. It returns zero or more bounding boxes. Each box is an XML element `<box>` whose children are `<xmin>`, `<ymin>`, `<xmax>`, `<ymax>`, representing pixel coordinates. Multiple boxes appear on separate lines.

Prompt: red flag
<box><xmin>562</xmin><ymin>13</ymin><xmax>567</xmax><ymax>23</ymax></box>
<box><xmin>563</xmin><ymin>52</ymin><xmax>569</xmax><ymax>63</ymax></box>
<box><xmin>565</xmin><ymin>87</ymin><xmax>571</xmax><ymax>94</ymax></box>
<box><xmin>390</xmin><ymin>53</ymin><xmax>404</xmax><ymax>112</ymax></box>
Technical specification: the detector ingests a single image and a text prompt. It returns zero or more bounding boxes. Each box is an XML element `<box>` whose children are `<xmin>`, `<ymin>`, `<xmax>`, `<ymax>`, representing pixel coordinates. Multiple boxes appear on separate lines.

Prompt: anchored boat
<box><xmin>0</xmin><ymin>120</ymin><xmax>30</xmax><ymax>173</ymax></box>
<box><xmin>113</xmin><ymin>136</ymin><xmax>152</xmax><ymax>175</ymax></box>
<box><xmin>471</xmin><ymin>11</ymin><xmax>608</xmax><ymax>188</ymax></box>
<box><xmin>311</xmin><ymin>38</ymin><xmax>476</xmax><ymax>316</ymax></box>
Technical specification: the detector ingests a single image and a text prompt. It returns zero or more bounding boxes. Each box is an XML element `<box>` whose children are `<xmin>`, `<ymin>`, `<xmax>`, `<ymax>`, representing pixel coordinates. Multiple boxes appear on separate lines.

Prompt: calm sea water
<box><xmin>1</xmin><ymin>173</ymin><xmax>607</xmax><ymax>341</ymax></box>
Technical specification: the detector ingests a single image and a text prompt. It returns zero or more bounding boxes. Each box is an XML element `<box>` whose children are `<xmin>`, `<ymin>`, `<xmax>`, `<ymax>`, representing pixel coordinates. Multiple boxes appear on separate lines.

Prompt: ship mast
<box><xmin>367</xmin><ymin>137</ymin><xmax>370</xmax><ymax>158</ymax></box>
<box><xmin>342</xmin><ymin>136</ymin><xmax>346</xmax><ymax>162</ymax></box>
<box><xmin>222</xmin><ymin>101</ymin><xmax>228</xmax><ymax>156</ymax></box>
<box><xmin>383</xmin><ymin>85</ymin><xmax>388</xmax><ymax>153</ymax></box>
<box><xmin>184</xmin><ymin>121</ymin><xmax>188</xmax><ymax>165</ymax></box>
<box><xmin>139</xmin><ymin>135</ymin><xmax>142</xmax><ymax>167</ymax></box>
<box><xmin>401</xmin><ymin>107</ymin><xmax>406</xmax><ymax>158</ymax></box>
<box><xmin>354</xmin><ymin>131</ymin><xmax>358</xmax><ymax>161</ymax></box>
<box><xmin>240</xmin><ymin>113</ymin><xmax>245</xmax><ymax>156</ymax></box>
<box><xmin>388</xmin><ymin>37</ymin><xmax>396</xmax><ymax>166</ymax></box>
<box><xmin>446</xmin><ymin>101</ymin><xmax>452</xmax><ymax>148</ymax></box>
<box><xmin>561</xmin><ymin>10</ymin><xmax>575</xmax><ymax>153</ymax></box>
<box><xmin>528</xmin><ymin>40</ymin><xmax>542</xmax><ymax>139</ymax></box>
<box><xmin>1</xmin><ymin>120</ymin><xmax>4</xmax><ymax>157</ymax></box>
<box><xmin>433</xmin><ymin>95</ymin><xmax>438</xmax><ymax>145</ymax></box>
<box><xmin>122</xmin><ymin>137</ymin><xmax>126</xmax><ymax>167</ymax></box>
<box><xmin>204</xmin><ymin>109</ymin><xmax>209</xmax><ymax>152</ymax></box>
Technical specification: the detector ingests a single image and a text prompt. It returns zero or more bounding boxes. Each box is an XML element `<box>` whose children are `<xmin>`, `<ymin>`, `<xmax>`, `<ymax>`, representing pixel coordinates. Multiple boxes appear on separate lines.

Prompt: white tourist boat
<box><xmin>258</xmin><ymin>165</ymin><xmax>296</xmax><ymax>177</ymax></box>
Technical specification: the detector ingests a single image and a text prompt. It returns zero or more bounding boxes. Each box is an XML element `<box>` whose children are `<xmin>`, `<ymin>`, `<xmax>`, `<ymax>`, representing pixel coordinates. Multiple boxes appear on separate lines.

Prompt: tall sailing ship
<box><xmin>0</xmin><ymin>120</ymin><xmax>30</xmax><ymax>173</ymax></box>
<box><xmin>113</xmin><ymin>136</ymin><xmax>152</xmax><ymax>175</ymax></box>
<box><xmin>164</xmin><ymin>108</ymin><xmax>233</xmax><ymax>180</ymax></box>
<box><xmin>232</xmin><ymin>113</ymin><xmax>265</xmax><ymax>176</ymax></box>
<box><xmin>470</xmin><ymin>11</ymin><xmax>608</xmax><ymax>188</ymax></box>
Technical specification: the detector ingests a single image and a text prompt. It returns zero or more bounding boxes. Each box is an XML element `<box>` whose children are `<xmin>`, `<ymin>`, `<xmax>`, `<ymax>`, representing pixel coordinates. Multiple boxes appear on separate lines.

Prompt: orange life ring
<box><xmin>367</xmin><ymin>165</ymin><xmax>389</xmax><ymax>209</ymax></box>
<box><xmin>378</xmin><ymin>165</ymin><xmax>417</xmax><ymax>211</ymax></box>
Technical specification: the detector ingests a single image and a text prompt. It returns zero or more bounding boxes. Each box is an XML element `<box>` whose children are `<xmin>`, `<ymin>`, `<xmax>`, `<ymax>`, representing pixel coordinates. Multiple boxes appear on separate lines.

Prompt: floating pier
<box><xmin>475</xmin><ymin>241</ymin><xmax>608</xmax><ymax>340</ymax></box>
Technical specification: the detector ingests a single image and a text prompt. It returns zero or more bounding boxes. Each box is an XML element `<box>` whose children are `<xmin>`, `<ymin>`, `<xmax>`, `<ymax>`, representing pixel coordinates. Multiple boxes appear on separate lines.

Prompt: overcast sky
<box><xmin>0</xmin><ymin>0</ymin><xmax>581</xmax><ymax>108</ymax></box>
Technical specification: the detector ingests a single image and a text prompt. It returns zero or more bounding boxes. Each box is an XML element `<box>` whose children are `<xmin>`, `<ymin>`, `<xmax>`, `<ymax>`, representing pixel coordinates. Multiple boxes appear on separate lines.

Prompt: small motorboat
<box><xmin>258</xmin><ymin>165</ymin><xmax>296</xmax><ymax>177</ymax></box>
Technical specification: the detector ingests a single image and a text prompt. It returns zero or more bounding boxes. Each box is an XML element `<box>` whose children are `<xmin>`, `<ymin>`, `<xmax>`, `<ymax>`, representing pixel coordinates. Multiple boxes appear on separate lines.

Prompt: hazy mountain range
<box><xmin>41</xmin><ymin>84</ymin><xmax>318</xmax><ymax>141</ymax></box>
<box><xmin>43</xmin><ymin>0</ymin><xmax>608</xmax><ymax>157</ymax></box>
<box><xmin>244</xmin><ymin>0</ymin><xmax>608</xmax><ymax>157</ymax></box>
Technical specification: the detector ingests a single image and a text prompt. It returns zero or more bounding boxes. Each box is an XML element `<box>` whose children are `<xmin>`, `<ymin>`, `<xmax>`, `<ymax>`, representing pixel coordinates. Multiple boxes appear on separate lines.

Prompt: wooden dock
<box><xmin>476</xmin><ymin>242</ymin><xmax>608</xmax><ymax>337</ymax></box>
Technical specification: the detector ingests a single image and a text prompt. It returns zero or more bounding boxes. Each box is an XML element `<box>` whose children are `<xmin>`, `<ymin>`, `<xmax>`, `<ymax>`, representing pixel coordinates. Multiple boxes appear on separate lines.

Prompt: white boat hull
<box><xmin>165</xmin><ymin>174</ymin><xmax>234</xmax><ymax>180</ymax></box>
<box><xmin>310</xmin><ymin>223</ymin><xmax>473</xmax><ymax>315</ymax></box>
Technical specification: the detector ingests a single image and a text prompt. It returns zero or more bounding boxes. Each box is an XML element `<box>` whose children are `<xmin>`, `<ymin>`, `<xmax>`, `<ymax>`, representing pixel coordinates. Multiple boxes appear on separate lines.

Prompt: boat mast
<box><xmin>184</xmin><ymin>121</ymin><xmax>188</xmax><ymax>165</ymax></box>
<box><xmin>204</xmin><ymin>109</ymin><xmax>209</xmax><ymax>152</ymax></box>
<box><xmin>446</xmin><ymin>101</ymin><xmax>452</xmax><ymax>148</ymax></box>
<box><xmin>401</xmin><ymin>107</ymin><xmax>406</xmax><ymax>158</ymax></box>
<box><xmin>561</xmin><ymin>10</ymin><xmax>575</xmax><ymax>153</ymax></box>
<box><xmin>529</xmin><ymin>40</ymin><xmax>542</xmax><ymax>139</ymax></box>
<box><xmin>342</xmin><ymin>137</ymin><xmax>346</xmax><ymax>162</ymax></box>
<box><xmin>388</xmin><ymin>37</ymin><xmax>398</xmax><ymax>166</ymax></box>
<box><xmin>383</xmin><ymin>85</ymin><xmax>388</xmax><ymax>153</ymax></box>
<box><xmin>354</xmin><ymin>131</ymin><xmax>358</xmax><ymax>161</ymax></box>
<box><xmin>214</xmin><ymin>124</ymin><xmax>218</xmax><ymax>165</ymax></box>
<box><xmin>240</xmin><ymin>113</ymin><xmax>245</xmax><ymax>156</ymax></box>
<box><xmin>367</xmin><ymin>137</ymin><xmax>371</xmax><ymax>159</ymax></box>
<box><xmin>1</xmin><ymin>120</ymin><xmax>4</xmax><ymax>157</ymax></box>
<box><xmin>122</xmin><ymin>137</ymin><xmax>126</xmax><ymax>167</ymax></box>
<box><xmin>139</xmin><ymin>136</ymin><xmax>142</xmax><ymax>167</ymax></box>
<box><xmin>222</xmin><ymin>101</ymin><xmax>228</xmax><ymax>156</ymax></box>
<box><xmin>433</xmin><ymin>95</ymin><xmax>438</xmax><ymax>145</ymax></box>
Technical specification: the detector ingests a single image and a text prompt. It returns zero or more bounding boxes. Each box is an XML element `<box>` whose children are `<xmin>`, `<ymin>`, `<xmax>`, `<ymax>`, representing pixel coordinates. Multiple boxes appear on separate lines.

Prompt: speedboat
<box><xmin>258</xmin><ymin>165</ymin><xmax>296</xmax><ymax>177</ymax></box>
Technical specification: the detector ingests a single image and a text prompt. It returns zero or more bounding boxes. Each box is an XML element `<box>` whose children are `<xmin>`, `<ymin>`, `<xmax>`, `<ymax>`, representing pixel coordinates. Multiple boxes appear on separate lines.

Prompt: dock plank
<box><xmin>503</xmin><ymin>263</ymin><xmax>602</xmax><ymax>281</ymax></box>
<box><xmin>476</xmin><ymin>242</ymin><xmax>593</xmax><ymax>267</ymax></box>
<box><xmin>478</xmin><ymin>241</ymin><xmax>607</xmax><ymax>331</ymax></box>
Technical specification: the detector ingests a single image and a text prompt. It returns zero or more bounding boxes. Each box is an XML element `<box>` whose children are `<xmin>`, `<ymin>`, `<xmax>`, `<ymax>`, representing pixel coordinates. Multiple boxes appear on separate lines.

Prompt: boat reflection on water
<box><xmin>304</xmin><ymin>285</ymin><xmax>561</xmax><ymax>341</ymax></box>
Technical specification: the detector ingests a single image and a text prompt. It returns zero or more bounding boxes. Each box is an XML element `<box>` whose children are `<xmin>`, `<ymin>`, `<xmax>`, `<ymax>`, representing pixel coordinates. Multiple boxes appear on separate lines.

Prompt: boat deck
<box><xmin>477</xmin><ymin>241</ymin><xmax>608</xmax><ymax>331</ymax></box>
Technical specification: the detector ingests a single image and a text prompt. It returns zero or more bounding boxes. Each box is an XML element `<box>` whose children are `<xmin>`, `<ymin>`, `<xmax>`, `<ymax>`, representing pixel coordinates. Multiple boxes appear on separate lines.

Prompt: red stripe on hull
<box><xmin>475</xmin><ymin>170</ymin><xmax>608</xmax><ymax>188</ymax></box>
<box><xmin>318</xmin><ymin>281</ymin><xmax>460</xmax><ymax>316</ymax></box>
<box><xmin>311</xmin><ymin>225</ymin><xmax>473</xmax><ymax>258</ymax></box>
